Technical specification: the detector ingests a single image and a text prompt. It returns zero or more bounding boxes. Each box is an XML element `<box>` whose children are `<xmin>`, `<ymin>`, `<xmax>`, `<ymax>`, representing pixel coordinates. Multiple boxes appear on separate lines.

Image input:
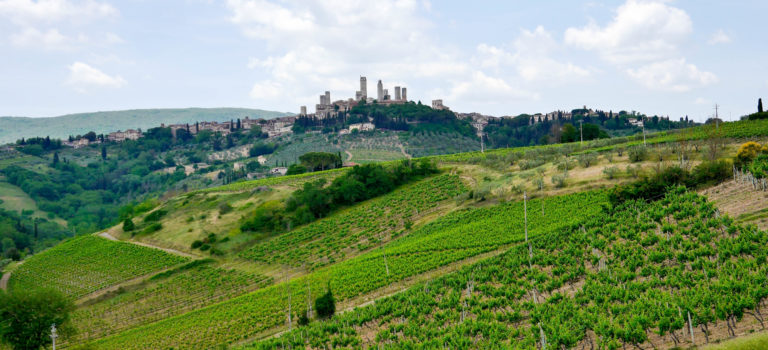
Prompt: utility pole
<box><xmin>51</xmin><ymin>324</ymin><xmax>58</xmax><ymax>350</ymax></box>
<box><xmin>523</xmin><ymin>192</ymin><xmax>528</xmax><ymax>242</ymax></box>
<box><xmin>714</xmin><ymin>104</ymin><xmax>720</xmax><ymax>130</ymax></box>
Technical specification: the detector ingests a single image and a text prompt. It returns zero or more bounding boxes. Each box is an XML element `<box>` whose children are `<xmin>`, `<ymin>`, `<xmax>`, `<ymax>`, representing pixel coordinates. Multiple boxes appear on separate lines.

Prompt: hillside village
<box><xmin>54</xmin><ymin>76</ymin><xmax>670</xmax><ymax>153</ymax></box>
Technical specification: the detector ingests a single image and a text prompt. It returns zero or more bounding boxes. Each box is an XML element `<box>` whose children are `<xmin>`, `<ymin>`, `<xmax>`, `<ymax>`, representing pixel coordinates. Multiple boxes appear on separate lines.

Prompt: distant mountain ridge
<box><xmin>0</xmin><ymin>107</ymin><xmax>292</xmax><ymax>145</ymax></box>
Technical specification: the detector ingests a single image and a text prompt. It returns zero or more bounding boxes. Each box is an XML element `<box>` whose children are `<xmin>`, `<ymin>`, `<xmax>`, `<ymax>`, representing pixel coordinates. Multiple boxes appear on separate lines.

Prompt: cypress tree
<box><xmin>759</xmin><ymin>98</ymin><xmax>764</xmax><ymax>113</ymax></box>
<box><xmin>52</xmin><ymin>152</ymin><xmax>59</xmax><ymax>166</ymax></box>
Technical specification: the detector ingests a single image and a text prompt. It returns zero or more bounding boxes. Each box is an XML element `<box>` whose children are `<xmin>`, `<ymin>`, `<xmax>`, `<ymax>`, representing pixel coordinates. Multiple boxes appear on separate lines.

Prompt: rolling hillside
<box><xmin>0</xmin><ymin>107</ymin><xmax>290</xmax><ymax>145</ymax></box>
<box><xmin>3</xmin><ymin>119</ymin><xmax>768</xmax><ymax>349</ymax></box>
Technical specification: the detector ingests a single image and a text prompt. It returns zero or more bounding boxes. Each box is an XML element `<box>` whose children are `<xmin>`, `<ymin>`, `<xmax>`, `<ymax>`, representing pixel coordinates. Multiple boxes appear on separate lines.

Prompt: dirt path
<box><xmin>0</xmin><ymin>271</ymin><xmax>11</xmax><ymax>290</ymax></box>
<box><xmin>0</xmin><ymin>261</ymin><xmax>23</xmax><ymax>290</ymax></box>
<box><xmin>345</xmin><ymin>150</ymin><xmax>353</xmax><ymax>162</ymax></box>
<box><xmin>98</xmin><ymin>231</ymin><xmax>196</xmax><ymax>258</ymax></box>
<box><xmin>397</xmin><ymin>144</ymin><xmax>411</xmax><ymax>159</ymax></box>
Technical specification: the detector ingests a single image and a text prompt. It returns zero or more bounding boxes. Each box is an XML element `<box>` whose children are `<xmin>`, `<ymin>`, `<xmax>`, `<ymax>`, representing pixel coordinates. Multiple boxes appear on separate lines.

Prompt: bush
<box><xmin>218</xmin><ymin>202</ymin><xmax>233</xmax><ymax>215</ymax></box>
<box><xmin>578</xmin><ymin>153</ymin><xmax>598</xmax><ymax>168</ymax></box>
<box><xmin>603</xmin><ymin>166</ymin><xmax>619</xmax><ymax>179</ymax></box>
<box><xmin>298</xmin><ymin>312</ymin><xmax>310</xmax><ymax>326</ymax></box>
<box><xmin>286</xmin><ymin>164</ymin><xmax>307</xmax><ymax>175</ymax></box>
<box><xmin>143</xmin><ymin>209</ymin><xmax>167</xmax><ymax>223</ymax></box>
<box><xmin>609</xmin><ymin>161</ymin><xmax>731</xmax><ymax>206</ymax></box>
<box><xmin>628</xmin><ymin>146</ymin><xmax>647</xmax><ymax>162</ymax></box>
<box><xmin>122</xmin><ymin>218</ymin><xmax>135</xmax><ymax>232</ymax></box>
<box><xmin>141</xmin><ymin>223</ymin><xmax>163</xmax><ymax>234</ymax></box>
<box><xmin>551</xmin><ymin>174</ymin><xmax>567</xmax><ymax>188</ymax></box>
<box><xmin>736</xmin><ymin>141</ymin><xmax>764</xmax><ymax>168</ymax></box>
<box><xmin>315</xmin><ymin>288</ymin><xmax>336</xmax><ymax>319</ymax></box>
<box><xmin>191</xmin><ymin>240</ymin><xmax>203</xmax><ymax>249</ymax></box>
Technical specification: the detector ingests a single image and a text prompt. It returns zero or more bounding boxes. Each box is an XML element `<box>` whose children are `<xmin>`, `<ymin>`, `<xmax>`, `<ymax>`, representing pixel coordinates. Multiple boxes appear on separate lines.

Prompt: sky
<box><xmin>0</xmin><ymin>0</ymin><xmax>766</xmax><ymax>121</ymax></box>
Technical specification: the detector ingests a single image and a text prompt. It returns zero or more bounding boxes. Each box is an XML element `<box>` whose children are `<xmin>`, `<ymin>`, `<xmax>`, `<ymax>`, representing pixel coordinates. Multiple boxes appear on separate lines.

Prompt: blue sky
<box><xmin>0</xmin><ymin>0</ymin><xmax>765</xmax><ymax>121</ymax></box>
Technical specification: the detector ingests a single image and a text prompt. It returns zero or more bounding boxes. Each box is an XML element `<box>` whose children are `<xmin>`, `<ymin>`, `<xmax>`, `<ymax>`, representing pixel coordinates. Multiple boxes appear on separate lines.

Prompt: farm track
<box><xmin>98</xmin><ymin>231</ymin><xmax>197</xmax><ymax>258</ymax></box>
<box><xmin>0</xmin><ymin>261</ymin><xmax>23</xmax><ymax>290</ymax></box>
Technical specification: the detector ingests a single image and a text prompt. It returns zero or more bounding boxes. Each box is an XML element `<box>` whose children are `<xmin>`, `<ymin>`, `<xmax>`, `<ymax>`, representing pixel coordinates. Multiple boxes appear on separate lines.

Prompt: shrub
<box><xmin>143</xmin><ymin>209</ymin><xmax>167</xmax><ymax>223</ymax></box>
<box><xmin>736</xmin><ymin>141</ymin><xmax>763</xmax><ymax>167</ymax></box>
<box><xmin>628</xmin><ymin>146</ymin><xmax>647</xmax><ymax>162</ymax></box>
<box><xmin>609</xmin><ymin>162</ymin><xmax>731</xmax><ymax>206</ymax></box>
<box><xmin>551</xmin><ymin>174</ymin><xmax>567</xmax><ymax>188</ymax></box>
<box><xmin>315</xmin><ymin>288</ymin><xmax>336</xmax><ymax>319</ymax></box>
<box><xmin>122</xmin><ymin>218</ymin><xmax>135</xmax><ymax>232</ymax></box>
<box><xmin>191</xmin><ymin>240</ymin><xmax>203</xmax><ymax>249</ymax></box>
<box><xmin>603</xmin><ymin>166</ymin><xmax>619</xmax><ymax>179</ymax></box>
<box><xmin>286</xmin><ymin>164</ymin><xmax>307</xmax><ymax>175</ymax></box>
<box><xmin>578</xmin><ymin>153</ymin><xmax>598</xmax><ymax>168</ymax></box>
<box><xmin>298</xmin><ymin>312</ymin><xmax>310</xmax><ymax>326</ymax></box>
<box><xmin>218</xmin><ymin>202</ymin><xmax>233</xmax><ymax>215</ymax></box>
<box><xmin>141</xmin><ymin>223</ymin><xmax>163</xmax><ymax>235</ymax></box>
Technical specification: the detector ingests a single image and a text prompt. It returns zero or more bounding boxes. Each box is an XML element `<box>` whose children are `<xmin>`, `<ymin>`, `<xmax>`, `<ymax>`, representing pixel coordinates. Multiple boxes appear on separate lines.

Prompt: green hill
<box><xmin>5</xmin><ymin>119</ymin><xmax>768</xmax><ymax>349</ymax></box>
<box><xmin>0</xmin><ymin>107</ymin><xmax>291</xmax><ymax>145</ymax></box>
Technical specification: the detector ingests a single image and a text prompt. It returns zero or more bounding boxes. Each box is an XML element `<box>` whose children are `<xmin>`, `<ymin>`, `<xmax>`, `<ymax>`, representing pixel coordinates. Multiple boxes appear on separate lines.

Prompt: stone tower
<box><xmin>360</xmin><ymin>76</ymin><xmax>367</xmax><ymax>100</ymax></box>
<box><xmin>377</xmin><ymin>80</ymin><xmax>384</xmax><ymax>101</ymax></box>
<box><xmin>395</xmin><ymin>86</ymin><xmax>401</xmax><ymax>101</ymax></box>
<box><xmin>402</xmin><ymin>87</ymin><xmax>407</xmax><ymax>101</ymax></box>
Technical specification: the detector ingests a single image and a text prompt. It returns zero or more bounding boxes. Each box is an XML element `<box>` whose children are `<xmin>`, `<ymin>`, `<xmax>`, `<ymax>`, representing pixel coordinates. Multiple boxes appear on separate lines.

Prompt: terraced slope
<box><xmin>239</xmin><ymin>174</ymin><xmax>468</xmax><ymax>269</ymax></box>
<box><xmin>8</xmin><ymin>235</ymin><xmax>188</xmax><ymax>299</ymax></box>
<box><xmin>89</xmin><ymin>191</ymin><xmax>607</xmax><ymax>349</ymax></box>
<box><xmin>253</xmin><ymin>188</ymin><xmax>768</xmax><ymax>349</ymax></box>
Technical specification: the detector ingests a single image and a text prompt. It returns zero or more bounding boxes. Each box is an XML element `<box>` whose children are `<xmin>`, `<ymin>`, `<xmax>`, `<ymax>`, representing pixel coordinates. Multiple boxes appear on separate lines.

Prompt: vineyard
<box><xmin>88</xmin><ymin>190</ymin><xmax>606</xmax><ymax>349</ymax></box>
<box><xmin>8</xmin><ymin>235</ymin><xmax>188</xmax><ymax>299</ymax></box>
<box><xmin>251</xmin><ymin>188</ymin><xmax>768</xmax><ymax>349</ymax></box>
<box><xmin>238</xmin><ymin>174</ymin><xmax>468</xmax><ymax>269</ymax></box>
<box><xmin>67</xmin><ymin>260</ymin><xmax>272</xmax><ymax>345</ymax></box>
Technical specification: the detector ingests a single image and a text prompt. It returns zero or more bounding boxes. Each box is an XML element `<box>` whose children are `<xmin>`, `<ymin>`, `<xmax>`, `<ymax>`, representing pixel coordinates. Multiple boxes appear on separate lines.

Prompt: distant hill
<box><xmin>0</xmin><ymin>108</ymin><xmax>292</xmax><ymax>145</ymax></box>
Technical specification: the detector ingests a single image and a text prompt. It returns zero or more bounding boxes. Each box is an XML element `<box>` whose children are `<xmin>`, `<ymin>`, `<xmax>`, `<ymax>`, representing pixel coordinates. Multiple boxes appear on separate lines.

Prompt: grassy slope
<box><xmin>0</xmin><ymin>107</ymin><xmax>291</xmax><ymax>145</ymax></box>
<box><xmin>8</xmin><ymin>235</ymin><xmax>188</xmax><ymax>299</ymax></box>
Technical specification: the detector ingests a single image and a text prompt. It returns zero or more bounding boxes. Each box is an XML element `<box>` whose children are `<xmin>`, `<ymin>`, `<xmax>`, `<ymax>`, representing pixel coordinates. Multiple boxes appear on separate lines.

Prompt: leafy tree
<box><xmin>560</xmin><ymin>124</ymin><xmax>578</xmax><ymax>143</ymax></box>
<box><xmin>315</xmin><ymin>287</ymin><xmax>336</xmax><ymax>319</ymax></box>
<box><xmin>249</xmin><ymin>143</ymin><xmax>276</xmax><ymax>157</ymax></box>
<box><xmin>122</xmin><ymin>218</ymin><xmax>135</xmax><ymax>232</ymax></box>
<box><xmin>286</xmin><ymin>164</ymin><xmax>307</xmax><ymax>175</ymax></box>
<box><xmin>298</xmin><ymin>152</ymin><xmax>342</xmax><ymax>171</ymax></box>
<box><xmin>0</xmin><ymin>288</ymin><xmax>75</xmax><ymax>350</ymax></box>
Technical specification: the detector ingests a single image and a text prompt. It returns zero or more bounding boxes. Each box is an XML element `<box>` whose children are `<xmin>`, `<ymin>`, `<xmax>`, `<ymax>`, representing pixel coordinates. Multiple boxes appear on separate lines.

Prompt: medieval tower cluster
<box><xmin>300</xmin><ymin>76</ymin><xmax>410</xmax><ymax>119</ymax></box>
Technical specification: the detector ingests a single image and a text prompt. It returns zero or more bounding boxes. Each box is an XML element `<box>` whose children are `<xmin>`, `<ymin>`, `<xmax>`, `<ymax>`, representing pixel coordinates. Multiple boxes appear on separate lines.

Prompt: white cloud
<box><xmin>0</xmin><ymin>0</ymin><xmax>117</xmax><ymax>49</ymax></box>
<box><xmin>475</xmin><ymin>27</ymin><xmax>590</xmax><ymax>86</ymax></box>
<box><xmin>10</xmin><ymin>27</ymin><xmax>69</xmax><ymax>48</ymax></box>
<box><xmin>626</xmin><ymin>59</ymin><xmax>717</xmax><ymax>92</ymax></box>
<box><xmin>229</xmin><ymin>0</ymin><xmax>480</xmax><ymax>108</ymax></box>
<box><xmin>565</xmin><ymin>0</ymin><xmax>692</xmax><ymax>64</ymax></box>
<box><xmin>446</xmin><ymin>71</ymin><xmax>537</xmax><ymax>103</ymax></box>
<box><xmin>708</xmin><ymin>29</ymin><xmax>731</xmax><ymax>45</ymax></box>
<box><xmin>66</xmin><ymin>61</ymin><xmax>125</xmax><ymax>92</ymax></box>
<box><xmin>0</xmin><ymin>0</ymin><xmax>116</xmax><ymax>24</ymax></box>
